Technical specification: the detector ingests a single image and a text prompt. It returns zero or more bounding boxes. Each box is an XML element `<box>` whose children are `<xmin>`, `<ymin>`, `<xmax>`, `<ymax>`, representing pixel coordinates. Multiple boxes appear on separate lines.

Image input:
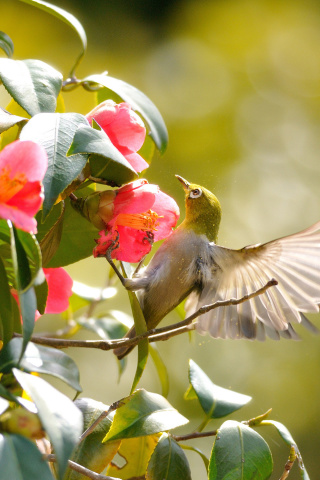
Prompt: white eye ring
<box><xmin>190</xmin><ymin>188</ymin><xmax>202</xmax><ymax>198</ymax></box>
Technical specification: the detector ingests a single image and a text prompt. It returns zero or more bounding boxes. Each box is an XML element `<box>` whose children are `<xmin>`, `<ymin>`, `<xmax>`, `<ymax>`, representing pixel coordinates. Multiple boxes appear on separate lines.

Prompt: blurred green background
<box><xmin>2</xmin><ymin>0</ymin><xmax>320</xmax><ymax>478</ymax></box>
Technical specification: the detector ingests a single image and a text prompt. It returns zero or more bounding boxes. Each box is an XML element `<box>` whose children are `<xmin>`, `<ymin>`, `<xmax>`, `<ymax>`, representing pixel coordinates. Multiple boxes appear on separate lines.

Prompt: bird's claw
<box><xmin>143</xmin><ymin>231</ymin><xmax>154</xmax><ymax>246</ymax></box>
<box><xmin>105</xmin><ymin>230</ymin><xmax>120</xmax><ymax>261</ymax></box>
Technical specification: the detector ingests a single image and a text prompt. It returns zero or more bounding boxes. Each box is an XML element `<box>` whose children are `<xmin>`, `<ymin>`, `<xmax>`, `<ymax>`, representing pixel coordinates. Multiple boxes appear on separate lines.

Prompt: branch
<box><xmin>79</xmin><ymin>400</ymin><xmax>123</xmax><ymax>444</ymax></box>
<box><xmin>45</xmin><ymin>454</ymin><xmax>119</xmax><ymax>480</ymax></box>
<box><xmin>17</xmin><ymin>279</ymin><xmax>277</xmax><ymax>350</ymax></box>
<box><xmin>171</xmin><ymin>430</ymin><xmax>218</xmax><ymax>442</ymax></box>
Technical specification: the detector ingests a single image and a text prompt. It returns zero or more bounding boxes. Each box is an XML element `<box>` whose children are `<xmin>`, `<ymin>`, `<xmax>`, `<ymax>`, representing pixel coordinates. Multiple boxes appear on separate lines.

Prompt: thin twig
<box><xmin>45</xmin><ymin>454</ymin><xmax>119</xmax><ymax>480</ymax></box>
<box><xmin>16</xmin><ymin>279</ymin><xmax>277</xmax><ymax>350</ymax></box>
<box><xmin>278</xmin><ymin>446</ymin><xmax>297</xmax><ymax>480</ymax></box>
<box><xmin>79</xmin><ymin>401</ymin><xmax>123</xmax><ymax>444</ymax></box>
<box><xmin>171</xmin><ymin>430</ymin><xmax>218</xmax><ymax>442</ymax></box>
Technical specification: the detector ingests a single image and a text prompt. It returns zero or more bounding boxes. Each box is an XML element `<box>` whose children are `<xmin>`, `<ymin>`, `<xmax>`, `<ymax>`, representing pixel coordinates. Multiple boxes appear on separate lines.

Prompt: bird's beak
<box><xmin>175</xmin><ymin>175</ymin><xmax>190</xmax><ymax>192</ymax></box>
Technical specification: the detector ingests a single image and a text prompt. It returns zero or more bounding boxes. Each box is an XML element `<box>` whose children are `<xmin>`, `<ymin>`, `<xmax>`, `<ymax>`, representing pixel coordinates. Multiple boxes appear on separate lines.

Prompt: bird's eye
<box><xmin>190</xmin><ymin>188</ymin><xmax>202</xmax><ymax>198</ymax></box>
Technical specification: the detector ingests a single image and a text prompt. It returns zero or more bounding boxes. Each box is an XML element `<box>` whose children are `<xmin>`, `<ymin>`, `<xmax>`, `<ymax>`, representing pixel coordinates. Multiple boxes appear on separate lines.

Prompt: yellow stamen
<box><xmin>115</xmin><ymin>209</ymin><xmax>163</xmax><ymax>231</ymax></box>
<box><xmin>0</xmin><ymin>166</ymin><xmax>27</xmax><ymax>203</ymax></box>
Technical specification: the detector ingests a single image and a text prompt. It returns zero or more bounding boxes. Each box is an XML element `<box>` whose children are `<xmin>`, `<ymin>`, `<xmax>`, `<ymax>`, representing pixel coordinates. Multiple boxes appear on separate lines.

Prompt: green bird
<box><xmin>113</xmin><ymin>175</ymin><xmax>320</xmax><ymax>359</ymax></box>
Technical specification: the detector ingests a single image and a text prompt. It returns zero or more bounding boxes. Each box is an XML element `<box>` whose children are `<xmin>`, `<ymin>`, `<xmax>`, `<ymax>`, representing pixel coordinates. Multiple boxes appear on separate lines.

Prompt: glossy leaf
<box><xmin>0</xmin><ymin>256</ymin><xmax>14</xmax><ymax>345</ymax></box>
<box><xmin>121</xmin><ymin>263</ymin><xmax>149</xmax><ymax>393</ymax></box>
<box><xmin>103</xmin><ymin>389</ymin><xmax>188</xmax><ymax>442</ymax></box>
<box><xmin>208</xmin><ymin>420</ymin><xmax>273</xmax><ymax>480</ymax></box>
<box><xmin>13</xmin><ymin>369</ymin><xmax>83</xmax><ymax>480</ymax></box>
<box><xmin>38</xmin><ymin>201</ymin><xmax>65</xmax><ymax>267</ymax></box>
<box><xmin>20</xmin><ymin>112</ymin><xmax>89</xmax><ymax>218</ymax></box>
<box><xmin>188</xmin><ymin>359</ymin><xmax>251</xmax><ymax>418</ymax></box>
<box><xmin>85</xmin><ymin>73</ymin><xmax>168</xmax><ymax>153</ymax></box>
<box><xmin>0</xmin><ymin>398</ymin><xmax>9</xmax><ymax>415</ymax></box>
<box><xmin>18</xmin><ymin>0</ymin><xmax>87</xmax><ymax>76</ymax></box>
<box><xmin>0</xmin><ymin>107</ymin><xmax>27</xmax><ymax>133</ymax></box>
<box><xmin>149</xmin><ymin>345</ymin><xmax>169</xmax><ymax>398</ymax></box>
<box><xmin>65</xmin><ymin>398</ymin><xmax>120</xmax><ymax>480</ymax></box>
<box><xmin>9</xmin><ymin>224</ymin><xmax>37</xmax><ymax>355</ymax></box>
<box><xmin>0</xmin><ymin>58</ymin><xmax>62</xmax><ymax>116</ymax></box>
<box><xmin>146</xmin><ymin>432</ymin><xmax>192</xmax><ymax>480</ymax></box>
<box><xmin>0</xmin><ymin>31</ymin><xmax>14</xmax><ymax>57</ymax></box>
<box><xmin>107</xmin><ymin>435</ymin><xmax>159</xmax><ymax>479</ymax></box>
<box><xmin>68</xmin><ymin>123</ymin><xmax>137</xmax><ymax>185</ymax></box>
<box><xmin>261</xmin><ymin>420</ymin><xmax>310</xmax><ymax>479</ymax></box>
<box><xmin>0</xmin><ymin>338</ymin><xmax>82</xmax><ymax>392</ymax></box>
<box><xmin>0</xmin><ymin>433</ymin><xmax>54</xmax><ymax>480</ymax></box>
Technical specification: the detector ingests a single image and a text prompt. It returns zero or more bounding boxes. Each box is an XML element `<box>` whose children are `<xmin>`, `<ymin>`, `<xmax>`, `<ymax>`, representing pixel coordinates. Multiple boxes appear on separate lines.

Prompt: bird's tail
<box><xmin>113</xmin><ymin>326</ymin><xmax>136</xmax><ymax>360</ymax></box>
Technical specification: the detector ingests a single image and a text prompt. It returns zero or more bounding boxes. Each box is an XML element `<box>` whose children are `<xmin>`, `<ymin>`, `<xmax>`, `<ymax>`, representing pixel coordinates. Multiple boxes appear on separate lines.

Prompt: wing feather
<box><xmin>194</xmin><ymin>221</ymin><xmax>320</xmax><ymax>339</ymax></box>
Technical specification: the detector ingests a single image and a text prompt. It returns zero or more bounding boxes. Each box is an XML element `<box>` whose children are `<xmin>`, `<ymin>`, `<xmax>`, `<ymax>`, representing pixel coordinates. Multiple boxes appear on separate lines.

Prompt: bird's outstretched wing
<box><xmin>186</xmin><ymin>221</ymin><xmax>320</xmax><ymax>340</ymax></box>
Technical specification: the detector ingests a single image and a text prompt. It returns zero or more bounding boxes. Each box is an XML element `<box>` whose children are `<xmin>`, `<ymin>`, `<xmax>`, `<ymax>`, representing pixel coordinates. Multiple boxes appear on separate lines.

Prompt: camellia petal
<box><xmin>86</xmin><ymin>100</ymin><xmax>147</xmax><ymax>173</ymax></box>
<box><xmin>150</xmin><ymin>190</ymin><xmax>180</xmax><ymax>241</ymax></box>
<box><xmin>0</xmin><ymin>140</ymin><xmax>48</xmax><ymax>233</ymax></box>
<box><xmin>43</xmin><ymin>268</ymin><xmax>73</xmax><ymax>314</ymax></box>
<box><xmin>112</xmin><ymin>180</ymin><xmax>158</xmax><ymax>217</ymax></box>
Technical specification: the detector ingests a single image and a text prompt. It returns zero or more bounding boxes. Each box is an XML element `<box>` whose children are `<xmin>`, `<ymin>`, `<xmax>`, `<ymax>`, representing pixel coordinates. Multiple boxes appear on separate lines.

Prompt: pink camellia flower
<box><xmin>0</xmin><ymin>140</ymin><xmax>48</xmax><ymax>233</ymax></box>
<box><xmin>12</xmin><ymin>267</ymin><xmax>73</xmax><ymax>321</ymax></box>
<box><xmin>86</xmin><ymin>100</ymin><xmax>148</xmax><ymax>173</ymax></box>
<box><xmin>93</xmin><ymin>179</ymin><xmax>180</xmax><ymax>263</ymax></box>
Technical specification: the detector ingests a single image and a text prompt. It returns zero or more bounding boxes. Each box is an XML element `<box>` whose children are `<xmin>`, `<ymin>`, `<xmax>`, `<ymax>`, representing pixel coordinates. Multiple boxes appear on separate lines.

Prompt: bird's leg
<box><xmin>133</xmin><ymin>231</ymin><xmax>154</xmax><ymax>276</ymax></box>
<box><xmin>105</xmin><ymin>231</ymin><xmax>127</xmax><ymax>287</ymax></box>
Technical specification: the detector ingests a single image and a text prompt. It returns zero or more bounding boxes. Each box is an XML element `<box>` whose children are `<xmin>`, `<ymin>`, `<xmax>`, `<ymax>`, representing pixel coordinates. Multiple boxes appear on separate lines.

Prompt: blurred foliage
<box><xmin>2</xmin><ymin>0</ymin><xmax>320</xmax><ymax>478</ymax></box>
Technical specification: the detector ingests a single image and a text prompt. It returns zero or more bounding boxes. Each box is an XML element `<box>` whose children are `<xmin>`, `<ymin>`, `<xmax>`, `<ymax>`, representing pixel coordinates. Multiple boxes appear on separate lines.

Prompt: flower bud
<box><xmin>0</xmin><ymin>407</ymin><xmax>45</xmax><ymax>439</ymax></box>
<box><xmin>71</xmin><ymin>190</ymin><xmax>116</xmax><ymax>230</ymax></box>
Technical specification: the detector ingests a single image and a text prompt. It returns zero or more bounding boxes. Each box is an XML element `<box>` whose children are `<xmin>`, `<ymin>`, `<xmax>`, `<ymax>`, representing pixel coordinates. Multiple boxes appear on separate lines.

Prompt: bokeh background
<box><xmin>2</xmin><ymin>0</ymin><xmax>320</xmax><ymax>478</ymax></box>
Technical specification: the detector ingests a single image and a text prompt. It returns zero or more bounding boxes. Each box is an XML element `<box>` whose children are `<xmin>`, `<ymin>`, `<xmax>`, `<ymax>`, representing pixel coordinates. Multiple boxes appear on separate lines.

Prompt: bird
<box><xmin>112</xmin><ymin>175</ymin><xmax>320</xmax><ymax>359</ymax></box>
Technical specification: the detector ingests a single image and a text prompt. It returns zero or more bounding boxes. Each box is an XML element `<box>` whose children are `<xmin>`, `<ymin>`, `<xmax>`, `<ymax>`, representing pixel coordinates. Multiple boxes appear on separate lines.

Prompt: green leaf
<box><xmin>68</xmin><ymin>123</ymin><xmax>137</xmax><ymax>185</ymax></box>
<box><xmin>9</xmin><ymin>224</ymin><xmax>37</xmax><ymax>356</ymax></box>
<box><xmin>0</xmin><ymin>398</ymin><xmax>9</xmax><ymax>415</ymax></box>
<box><xmin>38</xmin><ymin>201</ymin><xmax>65</xmax><ymax>267</ymax></box>
<box><xmin>260</xmin><ymin>420</ymin><xmax>310</xmax><ymax>479</ymax></box>
<box><xmin>65</xmin><ymin>398</ymin><xmax>120</xmax><ymax>480</ymax></box>
<box><xmin>18</xmin><ymin>0</ymin><xmax>87</xmax><ymax>76</ymax></box>
<box><xmin>0</xmin><ymin>433</ymin><xmax>54</xmax><ymax>480</ymax></box>
<box><xmin>0</xmin><ymin>58</ymin><xmax>62</xmax><ymax>116</ymax></box>
<box><xmin>34</xmin><ymin>270</ymin><xmax>48</xmax><ymax>315</ymax></box>
<box><xmin>0</xmin><ymin>107</ymin><xmax>27</xmax><ymax>134</ymax></box>
<box><xmin>85</xmin><ymin>73</ymin><xmax>168</xmax><ymax>153</ymax></box>
<box><xmin>40</xmin><ymin>197</ymin><xmax>98</xmax><ymax>267</ymax></box>
<box><xmin>103</xmin><ymin>389</ymin><xmax>188</xmax><ymax>443</ymax></box>
<box><xmin>13</xmin><ymin>369</ymin><xmax>83</xmax><ymax>480</ymax></box>
<box><xmin>0</xmin><ymin>338</ymin><xmax>82</xmax><ymax>392</ymax></box>
<box><xmin>149</xmin><ymin>345</ymin><xmax>169</xmax><ymax>398</ymax></box>
<box><xmin>121</xmin><ymin>262</ymin><xmax>149</xmax><ymax>393</ymax></box>
<box><xmin>180</xmin><ymin>444</ymin><xmax>209</xmax><ymax>471</ymax></box>
<box><xmin>208</xmin><ymin>420</ymin><xmax>273</xmax><ymax>480</ymax></box>
<box><xmin>20</xmin><ymin>112</ymin><xmax>89</xmax><ymax>218</ymax></box>
<box><xmin>0</xmin><ymin>31</ymin><xmax>14</xmax><ymax>57</ymax></box>
<box><xmin>78</xmin><ymin>314</ymin><xmax>128</xmax><ymax>341</ymax></box>
<box><xmin>0</xmin><ymin>256</ymin><xmax>14</xmax><ymax>345</ymax></box>
<box><xmin>146</xmin><ymin>432</ymin><xmax>192</xmax><ymax>480</ymax></box>
<box><xmin>188</xmin><ymin>359</ymin><xmax>251</xmax><ymax>419</ymax></box>
<box><xmin>107</xmin><ymin>435</ymin><xmax>159</xmax><ymax>479</ymax></box>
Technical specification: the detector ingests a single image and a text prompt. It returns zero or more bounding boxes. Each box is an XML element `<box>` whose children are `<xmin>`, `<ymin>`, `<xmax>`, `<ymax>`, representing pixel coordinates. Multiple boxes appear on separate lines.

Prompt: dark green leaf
<box><xmin>0</xmin><ymin>58</ymin><xmax>62</xmax><ymax>116</ymax></box>
<box><xmin>13</xmin><ymin>369</ymin><xmax>83</xmax><ymax>480</ymax></box>
<box><xmin>85</xmin><ymin>74</ymin><xmax>168</xmax><ymax>153</ymax></box>
<box><xmin>34</xmin><ymin>271</ymin><xmax>48</xmax><ymax>315</ymax></box>
<box><xmin>68</xmin><ymin>123</ymin><xmax>137</xmax><ymax>185</ymax></box>
<box><xmin>146</xmin><ymin>432</ymin><xmax>192</xmax><ymax>480</ymax></box>
<box><xmin>19</xmin><ymin>288</ymin><xmax>37</xmax><ymax>357</ymax></box>
<box><xmin>42</xmin><ymin>196</ymin><xmax>99</xmax><ymax>267</ymax></box>
<box><xmin>0</xmin><ymin>256</ymin><xmax>14</xmax><ymax>345</ymax></box>
<box><xmin>188</xmin><ymin>359</ymin><xmax>251</xmax><ymax>419</ymax></box>
<box><xmin>208</xmin><ymin>420</ymin><xmax>273</xmax><ymax>480</ymax></box>
<box><xmin>103</xmin><ymin>389</ymin><xmax>188</xmax><ymax>442</ymax></box>
<box><xmin>0</xmin><ymin>107</ymin><xmax>27</xmax><ymax>133</ymax></box>
<box><xmin>0</xmin><ymin>338</ymin><xmax>82</xmax><ymax>392</ymax></box>
<box><xmin>16</xmin><ymin>229</ymin><xmax>42</xmax><ymax>284</ymax></box>
<box><xmin>180</xmin><ymin>444</ymin><xmax>209</xmax><ymax>471</ymax></box>
<box><xmin>261</xmin><ymin>420</ymin><xmax>310</xmax><ymax>479</ymax></box>
<box><xmin>0</xmin><ymin>398</ymin><xmax>9</xmax><ymax>415</ymax></box>
<box><xmin>20</xmin><ymin>112</ymin><xmax>89</xmax><ymax>218</ymax></box>
<box><xmin>0</xmin><ymin>433</ymin><xmax>54</xmax><ymax>480</ymax></box>
<box><xmin>18</xmin><ymin>0</ymin><xmax>87</xmax><ymax>76</ymax></box>
<box><xmin>65</xmin><ymin>398</ymin><xmax>120</xmax><ymax>480</ymax></box>
<box><xmin>0</xmin><ymin>31</ymin><xmax>14</xmax><ymax>57</ymax></box>
<box><xmin>39</xmin><ymin>201</ymin><xmax>65</xmax><ymax>267</ymax></box>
